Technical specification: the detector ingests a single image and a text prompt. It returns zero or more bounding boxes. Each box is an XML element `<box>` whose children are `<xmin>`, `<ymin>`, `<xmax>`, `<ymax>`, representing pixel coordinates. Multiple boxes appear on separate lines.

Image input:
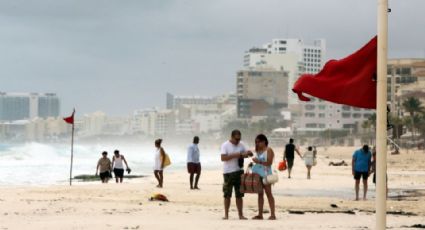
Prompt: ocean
<box><xmin>0</xmin><ymin>142</ymin><xmax>222</xmax><ymax>186</ymax></box>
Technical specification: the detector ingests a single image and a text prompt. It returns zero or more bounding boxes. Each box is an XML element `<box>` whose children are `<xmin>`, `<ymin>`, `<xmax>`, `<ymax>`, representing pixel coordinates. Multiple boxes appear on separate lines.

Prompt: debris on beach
<box><xmin>149</xmin><ymin>193</ymin><xmax>169</xmax><ymax>202</ymax></box>
<box><xmin>328</xmin><ymin>160</ymin><xmax>348</xmax><ymax>166</ymax></box>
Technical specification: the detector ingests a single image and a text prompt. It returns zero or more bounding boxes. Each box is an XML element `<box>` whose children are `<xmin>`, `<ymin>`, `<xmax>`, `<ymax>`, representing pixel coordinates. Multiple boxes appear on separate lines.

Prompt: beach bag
<box><xmin>263</xmin><ymin>170</ymin><xmax>279</xmax><ymax>185</ymax></box>
<box><xmin>313</xmin><ymin>158</ymin><xmax>317</xmax><ymax>166</ymax></box>
<box><xmin>163</xmin><ymin>153</ymin><xmax>171</xmax><ymax>167</ymax></box>
<box><xmin>240</xmin><ymin>167</ymin><xmax>263</xmax><ymax>193</ymax></box>
<box><xmin>251</xmin><ymin>163</ymin><xmax>267</xmax><ymax>178</ymax></box>
<box><xmin>278</xmin><ymin>160</ymin><xmax>287</xmax><ymax>171</ymax></box>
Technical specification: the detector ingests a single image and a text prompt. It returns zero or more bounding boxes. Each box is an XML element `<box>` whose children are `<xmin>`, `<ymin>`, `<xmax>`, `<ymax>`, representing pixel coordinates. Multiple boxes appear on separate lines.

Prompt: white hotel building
<box><xmin>243</xmin><ymin>38</ymin><xmax>374</xmax><ymax>132</ymax></box>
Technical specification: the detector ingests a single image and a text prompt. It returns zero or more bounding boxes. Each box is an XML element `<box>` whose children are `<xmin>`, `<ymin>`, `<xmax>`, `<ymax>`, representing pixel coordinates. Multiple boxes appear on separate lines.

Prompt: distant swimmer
<box><xmin>96</xmin><ymin>151</ymin><xmax>112</xmax><ymax>183</ymax></box>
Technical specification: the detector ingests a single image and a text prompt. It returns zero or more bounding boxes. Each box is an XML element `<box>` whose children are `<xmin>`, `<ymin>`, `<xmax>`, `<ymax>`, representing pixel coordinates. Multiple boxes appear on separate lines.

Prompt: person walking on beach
<box><xmin>112</xmin><ymin>150</ymin><xmax>130</xmax><ymax>183</ymax></box>
<box><xmin>220</xmin><ymin>129</ymin><xmax>253</xmax><ymax>220</ymax></box>
<box><xmin>283</xmin><ymin>138</ymin><xmax>303</xmax><ymax>179</ymax></box>
<box><xmin>96</xmin><ymin>151</ymin><xmax>112</xmax><ymax>183</ymax></box>
<box><xmin>251</xmin><ymin>134</ymin><xmax>276</xmax><ymax>220</ymax></box>
<box><xmin>303</xmin><ymin>146</ymin><xmax>316</xmax><ymax>179</ymax></box>
<box><xmin>154</xmin><ymin>139</ymin><xmax>166</xmax><ymax>188</ymax></box>
<box><xmin>187</xmin><ymin>136</ymin><xmax>201</xmax><ymax>190</ymax></box>
<box><xmin>352</xmin><ymin>145</ymin><xmax>372</xmax><ymax>201</ymax></box>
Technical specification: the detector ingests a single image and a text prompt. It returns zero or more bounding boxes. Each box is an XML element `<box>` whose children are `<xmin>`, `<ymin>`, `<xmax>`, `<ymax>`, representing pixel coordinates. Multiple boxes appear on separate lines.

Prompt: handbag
<box><xmin>240</xmin><ymin>166</ymin><xmax>263</xmax><ymax>193</ymax></box>
<box><xmin>277</xmin><ymin>160</ymin><xmax>287</xmax><ymax>171</ymax></box>
<box><xmin>313</xmin><ymin>158</ymin><xmax>317</xmax><ymax>166</ymax></box>
<box><xmin>263</xmin><ymin>170</ymin><xmax>279</xmax><ymax>185</ymax></box>
<box><xmin>163</xmin><ymin>153</ymin><xmax>171</xmax><ymax>167</ymax></box>
<box><xmin>251</xmin><ymin>163</ymin><xmax>267</xmax><ymax>178</ymax></box>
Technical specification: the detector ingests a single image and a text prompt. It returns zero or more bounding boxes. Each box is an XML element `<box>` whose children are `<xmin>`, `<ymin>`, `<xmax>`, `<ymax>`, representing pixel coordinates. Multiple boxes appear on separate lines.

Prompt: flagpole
<box><xmin>376</xmin><ymin>0</ymin><xmax>388</xmax><ymax>229</ymax></box>
<box><xmin>69</xmin><ymin>123</ymin><xmax>75</xmax><ymax>186</ymax></box>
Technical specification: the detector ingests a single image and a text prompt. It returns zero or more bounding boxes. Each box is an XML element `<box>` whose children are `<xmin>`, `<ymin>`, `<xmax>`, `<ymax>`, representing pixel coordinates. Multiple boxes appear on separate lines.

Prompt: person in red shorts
<box><xmin>187</xmin><ymin>136</ymin><xmax>201</xmax><ymax>190</ymax></box>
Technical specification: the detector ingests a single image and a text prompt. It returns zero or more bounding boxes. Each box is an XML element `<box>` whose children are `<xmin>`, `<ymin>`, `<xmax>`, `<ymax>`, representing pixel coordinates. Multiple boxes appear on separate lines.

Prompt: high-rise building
<box><xmin>244</xmin><ymin>39</ymin><xmax>325</xmax><ymax>106</ymax></box>
<box><xmin>387</xmin><ymin>58</ymin><xmax>425</xmax><ymax>115</ymax></box>
<box><xmin>0</xmin><ymin>93</ymin><xmax>30</xmax><ymax>121</ymax></box>
<box><xmin>236</xmin><ymin>69</ymin><xmax>289</xmax><ymax>118</ymax></box>
<box><xmin>0</xmin><ymin>92</ymin><xmax>60</xmax><ymax>121</ymax></box>
<box><xmin>262</xmin><ymin>38</ymin><xmax>326</xmax><ymax>74</ymax></box>
<box><xmin>242</xmin><ymin>39</ymin><xmax>375</xmax><ymax>132</ymax></box>
<box><xmin>37</xmin><ymin>93</ymin><xmax>60</xmax><ymax>118</ymax></box>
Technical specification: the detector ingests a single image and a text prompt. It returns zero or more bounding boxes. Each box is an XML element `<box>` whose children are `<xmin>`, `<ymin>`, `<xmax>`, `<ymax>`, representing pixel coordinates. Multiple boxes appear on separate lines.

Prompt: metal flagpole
<box><xmin>69</xmin><ymin>124</ymin><xmax>75</xmax><ymax>186</ymax></box>
<box><xmin>376</xmin><ymin>0</ymin><xmax>388</xmax><ymax>228</ymax></box>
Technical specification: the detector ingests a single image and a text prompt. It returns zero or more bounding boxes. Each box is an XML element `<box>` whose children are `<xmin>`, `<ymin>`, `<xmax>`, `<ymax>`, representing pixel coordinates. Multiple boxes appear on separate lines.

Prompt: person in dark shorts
<box><xmin>283</xmin><ymin>138</ymin><xmax>302</xmax><ymax>179</ymax></box>
<box><xmin>187</xmin><ymin>136</ymin><xmax>201</xmax><ymax>190</ymax></box>
<box><xmin>220</xmin><ymin>129</ymin><xmax>253</xmax><ymax>220</ymax></box>
<box><xmin>352</xmin><ymin>145</ymin><xmax>372</xmax><ymax>201</ymax></box>
<box><xmin>112</xmin><ymin>150</ymin><xmax>130</xmax><ymax>183</ymax></box>
<box><xmin>371</xmin><ymin>146</ymin><xmax>388</xmax><ymax>197</ymax></box>
<box><xmin>96</xmin><ymin>151</ymin><xmax>112</xmax><ymax>183</ymax></box>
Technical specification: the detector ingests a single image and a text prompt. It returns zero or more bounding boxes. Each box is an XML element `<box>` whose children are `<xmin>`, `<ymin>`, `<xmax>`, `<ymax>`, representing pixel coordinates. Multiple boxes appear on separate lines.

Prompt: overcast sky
<box><xmin>1</xmin><ymin>0</ymin><xmax>424</xmax><ymax>116</ymax></box>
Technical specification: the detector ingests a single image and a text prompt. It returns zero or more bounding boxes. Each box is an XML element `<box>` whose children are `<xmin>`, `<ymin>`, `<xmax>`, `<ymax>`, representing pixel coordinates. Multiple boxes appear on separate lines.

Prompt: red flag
<box><xmin>63</xmin><ymin>109</ymin><xmax>75</xmax><ymax>125</ymax></box>
<box><xmin>292</xmin><ymin>36</ymin><xmax>377</xmax><ymax>109</ymax></box>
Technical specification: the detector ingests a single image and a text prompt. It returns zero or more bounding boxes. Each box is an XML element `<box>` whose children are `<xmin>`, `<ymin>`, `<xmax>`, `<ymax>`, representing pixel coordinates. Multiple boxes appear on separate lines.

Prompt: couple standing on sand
<box><xmin>221</xmin><ymin>130</ymin><xmax>276</xmax><ymax>220</ymax></box>
<box><xmin>95</xmin><ymin>150</ymin><xmax>130</xmax><ymax>183</ymax></box>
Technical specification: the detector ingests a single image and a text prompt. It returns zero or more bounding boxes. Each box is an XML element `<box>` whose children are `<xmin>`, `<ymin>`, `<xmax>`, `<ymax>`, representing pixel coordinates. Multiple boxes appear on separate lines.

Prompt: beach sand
<box><xmin>0</xmin><ymin>147</ymin><xmax>424</xmax><ymax>229</ymax></box>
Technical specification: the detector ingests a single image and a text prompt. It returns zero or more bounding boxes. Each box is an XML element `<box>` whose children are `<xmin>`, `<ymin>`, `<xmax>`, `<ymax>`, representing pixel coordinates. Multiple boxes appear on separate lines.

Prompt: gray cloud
<box><xmin>0</xmin><ymin>0</ymin><xmax>424</xmax><ymax>116</ymax></box>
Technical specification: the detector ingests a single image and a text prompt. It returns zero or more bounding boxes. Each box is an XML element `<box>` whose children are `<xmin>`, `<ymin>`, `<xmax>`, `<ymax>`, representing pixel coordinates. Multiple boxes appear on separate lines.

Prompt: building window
<box><xmin>305</xmin><ymin>104</ymin><xmax>315</xmax><ymax>110</ymax></box>
<box><xmin>305</xmin><ymin>113</ymin><xmax>315</xmax><ymax>117</ymax></box>
<box><xmin>353</xmin><ymin>113</ymin><xmax>361</xmax><ymax>118</ymax></box>
<box><xmin>342</xmin><ymin>105</ymin><xmax>350</xmax><ymax>111</ymax></box>
<box><xmin>306</xmin><ymin>123</ymin><xmax>317</xmax><ymax>128</ymax></box>
<box><xmin>319</xmin><ymin>113</ymin><xmax>325</xmax><ymax>118</ymax></box>
<box><xmin>342</xmin><ymin>113</ymin><xmax>351</xmax><ymax>118</ymax></box>
<box><xmin>318</xmin><ymin>105</ymin><xmax>326</xmax><ymax>110</ymax></box>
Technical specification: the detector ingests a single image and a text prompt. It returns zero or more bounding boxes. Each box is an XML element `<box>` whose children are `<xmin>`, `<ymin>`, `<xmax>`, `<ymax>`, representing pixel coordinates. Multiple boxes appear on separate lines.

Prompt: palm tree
<box><xmin>402</xmin><ymin>97</ymin><xmax>424</xmax><ymax>143</ymax></box>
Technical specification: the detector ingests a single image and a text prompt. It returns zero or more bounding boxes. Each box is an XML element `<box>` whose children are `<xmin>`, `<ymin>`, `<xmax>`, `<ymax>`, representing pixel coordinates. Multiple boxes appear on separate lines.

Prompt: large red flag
<box><xmin>63</xmin><ymin>109</ymin><xmax>75</xmax><ymax>125</ymax></box>
<box><xmin>292</xmin><ymin>36</ymin><xmax>377</xmax><ymax>109</ymax></box>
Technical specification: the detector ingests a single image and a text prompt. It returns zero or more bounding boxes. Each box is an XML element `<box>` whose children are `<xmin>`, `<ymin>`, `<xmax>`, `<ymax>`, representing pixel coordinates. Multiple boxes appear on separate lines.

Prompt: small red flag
<box><xmin>63</xmin><ymin>109</ymin><xmax>75</xmax><ymax>125</ymax></box>
<box><xmin>292</xmin><ymin>36</ymin><xmax>377</xmax><ymax>109</ymax></box>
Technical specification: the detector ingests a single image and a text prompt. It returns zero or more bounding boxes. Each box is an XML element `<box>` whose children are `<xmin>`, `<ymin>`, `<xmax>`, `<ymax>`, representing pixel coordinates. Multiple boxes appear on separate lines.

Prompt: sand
<box><xmin>0</xmin><ymin>146</ymin><xmax>424</xmax><ymax>229</ymax></box>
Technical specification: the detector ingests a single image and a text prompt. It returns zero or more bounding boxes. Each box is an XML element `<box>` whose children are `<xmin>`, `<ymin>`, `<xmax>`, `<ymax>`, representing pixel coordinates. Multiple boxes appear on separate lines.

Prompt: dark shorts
<box><xmin>373</xmin><ymin>173</ymin><xmax>388</xmax><ymax>184</ymax></box>
<box><xmin>223</xmin><ymin>170</ymin><xmax>244</xmax><ymax>198</ymax></box>
<box><xmin>187</xmin><ymin>162</ymin><xmax>201</xmax><ymax>174</ymax></box>
<box><xmin>354</xmin><ymin>171</ymin><xmax>369</xmax><ymax>180</ymax></box>
<box><xmin>99</xmin><ymin>171</ymin><xmax>110</xmax><ymax>180</ymax></box>
<box><xmin>287</xmin><ymin>158</ymin><xmax>294</xmax><ymax>169</ymax></box>
<box><xmin>114</xmin><ymin>168</ymin><xmax>124</xmax><ymax>178</ymax></box>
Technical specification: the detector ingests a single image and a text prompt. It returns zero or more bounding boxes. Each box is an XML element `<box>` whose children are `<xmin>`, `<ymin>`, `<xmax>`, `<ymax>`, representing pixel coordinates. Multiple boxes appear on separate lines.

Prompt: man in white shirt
<box><xmin>221</xmin><ymin>129</ymin><xmax>253</xmax><ymax>220</ymax></box>
<box><xmin>187</xmin><ymin>136</ymin><xmax>201</xmax><ymax>190</ymax></box>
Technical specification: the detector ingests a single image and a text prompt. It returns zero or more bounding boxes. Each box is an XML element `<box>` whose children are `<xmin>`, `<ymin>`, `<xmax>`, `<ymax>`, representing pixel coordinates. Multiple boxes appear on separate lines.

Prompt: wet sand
<box><xmin>0</xmin><ymin>147</ymin><xmax>424</xmax><ymax>229</ymax></box>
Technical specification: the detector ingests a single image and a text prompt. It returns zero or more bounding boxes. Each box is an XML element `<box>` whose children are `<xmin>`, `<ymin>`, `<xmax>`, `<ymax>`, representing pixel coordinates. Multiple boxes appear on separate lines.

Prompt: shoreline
<box><xmin>0</xmin><ymin>147</ymin><xmax>424</xmax><ymax>229</ymax></box>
